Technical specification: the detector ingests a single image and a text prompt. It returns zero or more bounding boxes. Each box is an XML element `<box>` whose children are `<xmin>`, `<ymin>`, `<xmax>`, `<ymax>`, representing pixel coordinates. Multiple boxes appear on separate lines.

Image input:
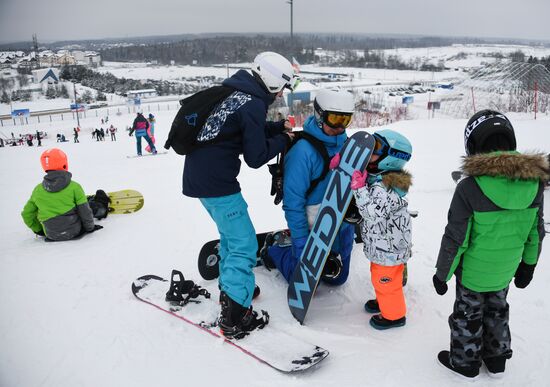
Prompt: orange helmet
<box><xmin>40</xmin><ymin>148</ymin><xmax>68</xmax><ymax>172</ymax></box>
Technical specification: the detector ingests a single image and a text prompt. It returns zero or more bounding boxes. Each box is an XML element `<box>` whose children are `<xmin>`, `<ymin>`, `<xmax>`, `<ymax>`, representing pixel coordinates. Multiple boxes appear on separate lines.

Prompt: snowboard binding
<box><xmin>165</xmin><ymin>270</ymin><xmax>210</xmax><ymax>306</ymax></box>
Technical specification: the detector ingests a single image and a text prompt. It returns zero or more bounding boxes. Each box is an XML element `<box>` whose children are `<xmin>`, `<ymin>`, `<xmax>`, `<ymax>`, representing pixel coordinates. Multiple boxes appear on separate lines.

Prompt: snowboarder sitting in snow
<box><xmin>182</xmin><ymin>51</ymin><xmax>297</xmax><ymax>340</ymax></box>
<box><xmin>433</xmin><ymin>110</ymin><xmax>548</xmax><ymax>378</ymax></box>
<box><xmin>129</xmin><ymin>112</ymin><xmax>156</xmax><ymax>156</ymax></box>
<box><xmin>21</xmin><ymin>148</ymin><xmax>103</xmax><ymax>241</ymax></box>
<box><xmin>350</xmin><ymin>129</ymin><xmax>413</xmax><ymax>330</ymax></box>
<box><xmin>264</xmin><ymin>88</ymin><xmax>356</xmax><ymax>287</ymax></box>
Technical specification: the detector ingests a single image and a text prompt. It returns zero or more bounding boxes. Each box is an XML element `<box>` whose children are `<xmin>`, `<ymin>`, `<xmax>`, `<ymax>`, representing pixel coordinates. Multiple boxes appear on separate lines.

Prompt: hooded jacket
<box><xmin>182</xmin><ymin>70</ymin><xmax>289</xmax><ymax>198</ymax></box>
<box><xmin>21</xmin><ymin>171</ymin><xmax>95</xmax><ymax>241</ymax></box>
<box><xmin>436</xmin><ymin>152</ymin><xmax>548</xmax><ymax>292</ymax></box>
<box><xmin>132</xmin><ymin>113</ymin><xmax>150</xmax><ymax>137</ymax></box>
<box><xmin>282</xmin><ymin>115</ymin><xmax>348</xmax><ymax>238</ymax></box>
<box><xmin>353</xmin><ymin>170</ymin><xmax>413</xmax><ymax>266</ymax></box>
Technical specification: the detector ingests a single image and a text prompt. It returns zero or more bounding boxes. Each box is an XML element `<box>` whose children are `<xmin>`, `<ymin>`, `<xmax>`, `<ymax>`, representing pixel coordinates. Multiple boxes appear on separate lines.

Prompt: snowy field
<box><xmin>0</xmin><ymin>106</ymin><xmax>549</xmax><ymax>386</ymax></box>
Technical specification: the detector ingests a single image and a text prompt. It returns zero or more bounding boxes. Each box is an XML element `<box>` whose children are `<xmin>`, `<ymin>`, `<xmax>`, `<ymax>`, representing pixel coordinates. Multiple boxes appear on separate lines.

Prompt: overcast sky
<box><xmin>0</xmin><ymin>0</ymin><xmax>549</xmax><ymax>44</ymax></box>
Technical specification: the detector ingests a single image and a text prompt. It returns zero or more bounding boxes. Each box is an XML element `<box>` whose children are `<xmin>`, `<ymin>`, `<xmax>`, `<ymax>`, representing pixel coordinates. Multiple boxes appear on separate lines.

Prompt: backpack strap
<box><xmin>292</xmin><ymin>131</ymin><xmax>331</xmax><ymax>196</ymax></box>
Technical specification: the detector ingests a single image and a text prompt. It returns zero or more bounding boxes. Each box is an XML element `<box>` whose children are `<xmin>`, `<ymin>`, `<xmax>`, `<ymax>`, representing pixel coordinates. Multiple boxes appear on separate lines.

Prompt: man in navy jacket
<box><xmin>183</xmin><ymin>52</ymin><xmax>297</xmax><ymax>339</ymax></box>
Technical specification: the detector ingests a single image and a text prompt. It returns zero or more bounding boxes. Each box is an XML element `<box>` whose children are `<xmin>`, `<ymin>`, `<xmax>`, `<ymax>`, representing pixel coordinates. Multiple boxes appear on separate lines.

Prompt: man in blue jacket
<box><xmin>266</xmin><ymin>88</ymin><xmax>356</xmax><ymax>286</ymax></box>
<box><xmin>182</xmin><ymin>52</ymin><xmax>297</xmax><ymax>339</ymax></box>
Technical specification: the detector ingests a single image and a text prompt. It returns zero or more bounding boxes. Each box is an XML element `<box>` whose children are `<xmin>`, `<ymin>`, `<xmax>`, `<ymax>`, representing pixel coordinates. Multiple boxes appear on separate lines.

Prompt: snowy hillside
<box><xmin>0</xmin><ymin>109</ymin><xmax>549</xmax><ymax>387</ymax></box>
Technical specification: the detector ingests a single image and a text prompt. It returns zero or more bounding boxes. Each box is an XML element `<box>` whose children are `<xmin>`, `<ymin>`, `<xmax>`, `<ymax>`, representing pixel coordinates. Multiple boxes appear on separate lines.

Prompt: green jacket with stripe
<box><xmin>436</xmin><ymin>152</ymin><xmax>548</xmax><ymax>292</ymax></box>
<box><xmin>21</xmin><ymin>171</ymin><xmax>95</xmax><ymax>241</ymax></box>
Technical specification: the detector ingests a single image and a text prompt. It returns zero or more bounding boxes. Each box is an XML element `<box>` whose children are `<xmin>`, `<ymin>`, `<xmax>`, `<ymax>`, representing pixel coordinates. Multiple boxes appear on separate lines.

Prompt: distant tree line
<box><xmin>59</xmin><ymin>65</ymin><xmax>203</xmax><ymax>98</ymax></box>
<box><xmin>98</xmin><ymin>34</ymin><xmax>482</xmax><ymax>66</ymax></box>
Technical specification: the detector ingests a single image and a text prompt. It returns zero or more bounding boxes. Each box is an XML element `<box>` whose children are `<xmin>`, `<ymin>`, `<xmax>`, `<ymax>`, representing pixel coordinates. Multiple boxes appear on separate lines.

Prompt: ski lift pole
<box><xmin>534</xmin><ymin>81</ymin><xmax>538</xmax><ymax>120</ymax></box>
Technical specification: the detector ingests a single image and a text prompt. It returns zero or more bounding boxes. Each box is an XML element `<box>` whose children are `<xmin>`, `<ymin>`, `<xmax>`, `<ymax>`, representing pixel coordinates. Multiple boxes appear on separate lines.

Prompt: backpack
<box><xmin>164</xmin><ymin>85</ymin><xmax>235</xmax><ymax>155</ymax></box>
<box><xmin>269</xmin><ymin>131</ymin><xmax>330</xmax><ymax>205</ymax></box>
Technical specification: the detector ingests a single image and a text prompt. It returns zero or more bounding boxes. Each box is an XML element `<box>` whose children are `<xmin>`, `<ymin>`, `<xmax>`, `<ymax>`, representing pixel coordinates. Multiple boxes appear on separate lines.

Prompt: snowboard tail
<box><xmin>108</xmin><ymin>190</ymin><xmax>144</xmax><ymax>214</ymax></box>
<box><xmin>288</xmin><ymin>131</ymin><xmax>375</xmax><ymax>324</ymax></box>
<box><xmin>132</xmin><ymin>274</ymin><xmax>328</xmax><ymax>373</ymax></box>
<box><xmin>198</xmin><ymin>230</ymin><xmax>288</xmax><ymax>280</ymax></box>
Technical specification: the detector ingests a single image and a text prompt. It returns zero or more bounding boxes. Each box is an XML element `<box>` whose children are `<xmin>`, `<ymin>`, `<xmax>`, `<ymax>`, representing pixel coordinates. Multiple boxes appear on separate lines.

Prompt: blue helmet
<box><xmin>372</xmin><ymin>129</ymin><xmax>412</xmax><ymax>173</ymax></box>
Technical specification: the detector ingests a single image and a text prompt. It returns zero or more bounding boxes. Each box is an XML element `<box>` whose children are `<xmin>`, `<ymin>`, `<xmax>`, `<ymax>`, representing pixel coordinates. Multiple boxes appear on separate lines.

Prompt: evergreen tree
<box><xmin>45</xmin><ymin>84</ymin><xmax>57</xmax><ymax>99</ymax></box>
<box><xmin>0</xmin><ymin>90</ymin><xmax>10</xmax><ymax>104</ymax></box>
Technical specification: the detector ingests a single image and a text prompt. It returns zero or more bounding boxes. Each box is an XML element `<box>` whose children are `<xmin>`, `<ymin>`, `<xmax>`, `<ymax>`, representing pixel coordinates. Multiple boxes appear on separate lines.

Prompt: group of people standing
<box><xmin>92</xmin><ymin>125</ymin><xmax>117</xmax><ymax>142</ymax></box>
<box><xmin>180</xmin><ymin>51</ymin><xmax>547</xmax><ymax>379</ymax></box>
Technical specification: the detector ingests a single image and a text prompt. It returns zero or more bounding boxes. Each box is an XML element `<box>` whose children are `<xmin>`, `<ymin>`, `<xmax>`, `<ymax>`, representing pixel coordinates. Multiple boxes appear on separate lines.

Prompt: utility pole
<box><xmin>287</xmin><ymin>0</ymin><xmax>294</xmax><ymax>115</ymax></box>
<box><xmin>73</xmin><ymin>82</ymin><xmax>80</xmax><ymax>127</ymax></box>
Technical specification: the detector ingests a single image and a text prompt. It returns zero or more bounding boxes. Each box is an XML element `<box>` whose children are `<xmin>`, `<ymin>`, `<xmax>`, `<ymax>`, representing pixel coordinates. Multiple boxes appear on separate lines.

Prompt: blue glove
<box><xmin>292</xmin><ymin>236</ymin><xmax>308</xmax><ymax>260</ymax></box>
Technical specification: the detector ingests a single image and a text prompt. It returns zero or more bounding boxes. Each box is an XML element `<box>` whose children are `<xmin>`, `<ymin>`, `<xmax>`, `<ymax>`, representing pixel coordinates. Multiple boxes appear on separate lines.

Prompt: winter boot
<box><xmin>364</xmin><ymin>299</ymin><xmax>380</xmax><ymax>313</ymax></box>
<box><xmin>369</xmin><ymin>314</ymin><xmax>406</xmax><ymax>330</ymax></box>
<box><xmin>483</xmin><ymin>356</ymin><xmax>507</xmax><ymax>378</ymax></box>
<box><xmin>88</xmin><ymin>189</ymin><xmax>111</xmax><ymax>220</ymax></box>
<box><xmin>321</xmin><ymin>252</ymin><xmax>343</xmax><ymax>281</ymax></box>
<box><xmin>218</xmin><ymin>291</ymin><xmax>269</xmax><ymax>340</ymax></box>
<box><xmin>260</xmin><ymin>230</ymin><xmax>291</xmax><ymax>270</ymax></box>
<box><xmin>437</xmin><ymin>350</ymin><xmax>479</xmax><ymax>379</ymax></box>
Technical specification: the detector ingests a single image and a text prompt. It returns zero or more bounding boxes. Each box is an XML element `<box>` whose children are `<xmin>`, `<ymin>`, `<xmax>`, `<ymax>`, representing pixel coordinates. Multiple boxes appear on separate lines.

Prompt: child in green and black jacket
<box><xmin>21</xmin><ymin>148</ymin><xmax>102</xmax><ymax>241</ymax></box>
<box><xmin>433</xmin><ymin>110</ymin><xmax>548</xmax><ymax>379</ymax></box>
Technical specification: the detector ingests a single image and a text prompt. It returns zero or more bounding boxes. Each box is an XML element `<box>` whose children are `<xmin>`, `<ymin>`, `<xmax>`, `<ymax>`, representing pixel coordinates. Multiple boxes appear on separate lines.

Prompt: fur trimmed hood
<box><xmin>381</xmin><ymin>170</ymin><xmax>413</xmax><ymax>192</ymax></box>
<box><xmin>462</xmin><ymin>152</ymin><xmax>549</xmax><ymax>181</ymax></box>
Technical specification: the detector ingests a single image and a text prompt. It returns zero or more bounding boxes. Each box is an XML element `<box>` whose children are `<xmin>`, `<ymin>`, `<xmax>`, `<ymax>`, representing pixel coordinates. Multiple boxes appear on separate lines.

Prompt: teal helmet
<box><xmin>372</xmin><ymin>129</ymin><xmax>412</xmax><ymax>173</ymax></box>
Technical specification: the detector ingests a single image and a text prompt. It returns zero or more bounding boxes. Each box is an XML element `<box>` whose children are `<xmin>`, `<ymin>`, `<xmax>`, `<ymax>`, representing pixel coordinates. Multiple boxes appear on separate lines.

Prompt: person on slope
<box><xmin>130</xmin><ymin>112</ymin><xmax>157</xmax><ymax>156</ymax></box>
<box><xmin>433</xmin><ymin>110</ymin><xmax>547</xmax><ymax>378</ymax></box>
<box><xmin>182</xmin><ymin>51</ymin><xmax>297</xmax><ymax>340</ymax></box>
<box><xmin>21</xmin><ymin>148</ymin><xmax>103</xmax><ymax>241</ymax></box>
<box><xmin>351</xmin><ymin>129</ymin><xmax>413</xmax><ymax>330</ymax></box>
<box><xmin>264</xmin><ymin>88</ymin><xmax>356</xmax><ymax>288</ymax></box>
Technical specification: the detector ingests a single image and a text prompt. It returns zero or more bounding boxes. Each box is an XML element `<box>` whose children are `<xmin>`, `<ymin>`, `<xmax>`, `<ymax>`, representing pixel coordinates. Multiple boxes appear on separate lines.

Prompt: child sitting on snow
<box><xmin>351</xmin><ymin>129</ymin><xmax>413</xmax><ymax>330</ymax></box>
<box><xmin>433</xmin><ymin>110</ymin><xmax>548</xmax><ymax>378</ymax></box>
<box><xmin>21</xmin><ymin>148</ymin><xmax>103</xmax><ymax>241</ymax></box>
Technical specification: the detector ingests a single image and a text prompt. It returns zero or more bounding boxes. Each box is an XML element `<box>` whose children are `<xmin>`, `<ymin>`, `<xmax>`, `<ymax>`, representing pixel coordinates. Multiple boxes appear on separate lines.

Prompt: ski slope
<box><xmin>0</xmin><ymin>109</ymin><xmax>549</xmax><ymax>387</ymax></box>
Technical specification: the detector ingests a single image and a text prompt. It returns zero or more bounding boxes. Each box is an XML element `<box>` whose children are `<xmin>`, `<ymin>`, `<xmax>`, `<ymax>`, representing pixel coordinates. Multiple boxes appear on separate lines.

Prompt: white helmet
<box><xmin>251</xmin><ymin>51</ymin><xmax>295</xmax><ymax>93</ymax></box>
<box><xmin>314</xmin><ymin>89</ymin><xmax>355</xmax><ymax>129</ymax></box>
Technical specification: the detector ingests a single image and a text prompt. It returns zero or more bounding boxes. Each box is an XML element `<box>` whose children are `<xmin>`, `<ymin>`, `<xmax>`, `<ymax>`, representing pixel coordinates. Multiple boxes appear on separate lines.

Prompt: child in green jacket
<box><xmin>434</xmin><ymin>110</ymin><xmax>547</xmax><ymax>379</ymax></box>
<box><xmin>21</xmin><ymin>148</ymin><xmax>103</xmax><ymax>241</ymax></box>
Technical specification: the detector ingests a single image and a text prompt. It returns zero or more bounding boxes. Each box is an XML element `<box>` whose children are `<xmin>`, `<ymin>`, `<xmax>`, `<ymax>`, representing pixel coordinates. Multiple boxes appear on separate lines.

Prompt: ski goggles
<box><xmin>324</xmin><ymin>111</ymin><xmax>353</xmax><ymax>129</ymax></box>
<box><xmin>373</xmin><ymin>134</ymin><xmax>411</xmax><ymax>161</ymax></box>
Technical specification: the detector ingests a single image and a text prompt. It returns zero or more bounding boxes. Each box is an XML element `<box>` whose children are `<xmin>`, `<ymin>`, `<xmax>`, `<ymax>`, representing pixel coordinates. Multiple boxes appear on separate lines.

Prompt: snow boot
<box><xmin>88</xmin><ymin>189</ymin><xmax>111</xmax><ymax>219</ymax></box>
<box><xmin>437</xmin><ymin>350</ymin><xmax>479</xmax><ymax>379</ymax></box>
<box><xmin>369</xmin><ymin>314</ymin><xmax>406</xmax><ymax>330</ymax></box>
<box><xmin>260</xmin><ymin>230</ymin><xmax>291</xmax><ymax>270</ymax></box>
<box><xmin>321</xmin><ymin>252</ymin><xmax>343</xmax><ymax>281</ymax></box>
<box><xmin>218</xmin><ymin>291</ymin><xmax>269</xmax><ymax>340</ymax></box>
<box><xmin>165</xmin><ymin>270</ymin><xmax>210</xmax><ymax>305</ymax></box>
<box><xmin>364</xmin><ymin>299</ymin><xmax>380</xmax><ymax>313</ymax></box>
<box><xmin>483</xmin><ymin>356</ymin><xmax>507</xmax><ymax>378</ymax></box>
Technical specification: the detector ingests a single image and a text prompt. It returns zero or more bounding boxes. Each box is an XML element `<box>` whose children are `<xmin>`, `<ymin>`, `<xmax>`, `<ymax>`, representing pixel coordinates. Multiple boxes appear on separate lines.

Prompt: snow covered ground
<box><xmin>0</xmin><ymin>107</ymin><xmax>548</xmax><ymax>386</ymax></box>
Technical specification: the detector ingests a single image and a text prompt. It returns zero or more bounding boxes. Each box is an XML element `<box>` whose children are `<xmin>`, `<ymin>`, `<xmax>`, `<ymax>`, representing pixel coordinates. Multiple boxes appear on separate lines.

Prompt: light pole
<box><xmin>73</xmin><ymin>81</ymin><xmax>80</xmax><ymax>127</ymax></box>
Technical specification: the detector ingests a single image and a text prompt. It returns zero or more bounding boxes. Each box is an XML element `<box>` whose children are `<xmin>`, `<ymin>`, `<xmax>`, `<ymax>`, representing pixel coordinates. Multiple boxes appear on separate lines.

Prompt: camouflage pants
<box><xmin>449</xmin><ymin>280</ymin><xmax>513</xmax><ymax>369</ymax></box>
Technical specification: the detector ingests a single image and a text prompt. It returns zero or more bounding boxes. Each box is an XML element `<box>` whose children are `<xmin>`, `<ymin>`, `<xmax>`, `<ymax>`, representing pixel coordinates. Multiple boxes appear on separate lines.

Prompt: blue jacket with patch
<box><xmin>283</xmin><ymin>115</ymin><xmax>348</xmax><ymax>238</ymax></box>
<box><xmin>182</xmin><ymin>70</ymin><xmax>289</xmax><ymax>198</ymax></box>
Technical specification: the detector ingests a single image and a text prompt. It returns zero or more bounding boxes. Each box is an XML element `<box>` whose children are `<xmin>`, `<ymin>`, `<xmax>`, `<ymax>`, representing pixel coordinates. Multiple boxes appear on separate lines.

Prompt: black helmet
<box><xmin>464</xmin><ymin>110</ymin><xmax>516</xmax><ymax>156</ymax></box>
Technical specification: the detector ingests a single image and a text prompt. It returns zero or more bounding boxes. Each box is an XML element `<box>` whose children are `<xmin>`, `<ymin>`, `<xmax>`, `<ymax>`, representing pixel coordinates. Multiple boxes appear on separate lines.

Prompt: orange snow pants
<box><xmin>370</xmin><ymin>262</ymin><xmax>406</xmax><ymax>320</ymax></box>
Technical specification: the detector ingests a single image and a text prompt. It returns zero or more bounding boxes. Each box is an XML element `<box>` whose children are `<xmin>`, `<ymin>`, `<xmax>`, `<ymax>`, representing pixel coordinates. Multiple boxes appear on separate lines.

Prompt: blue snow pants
<box><xmin>135</xmin><ymin>133</ymin><xmax>156</xmax><ymax>155</ymax></box>
<box><xmin>268</xmin><ymin>222</ymin><xmax>354</xmax><ymax>285</ymax></box>
<box><xmin>199</xmin><ymin>192</ymin><xmax>258</xmax><ymax>308</ymax></box>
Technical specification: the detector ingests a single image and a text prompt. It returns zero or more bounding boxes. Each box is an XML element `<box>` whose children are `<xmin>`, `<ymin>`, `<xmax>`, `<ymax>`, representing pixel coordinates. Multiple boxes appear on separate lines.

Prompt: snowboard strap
<box><xmin>165</xmin><ymin>270</ymin><xmax>211</xmax><ymax>305</ymax></box>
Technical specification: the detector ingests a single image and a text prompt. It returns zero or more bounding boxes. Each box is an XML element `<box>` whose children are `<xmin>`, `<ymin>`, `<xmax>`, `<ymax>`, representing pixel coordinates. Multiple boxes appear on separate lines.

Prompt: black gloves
<box><xmin>433</xmin><ymin>275</ymin><xmax>448</xmax><ymax>295</ymax></box>
<box><xmin>514</xmin><ymin>261</ymin><xmax>536</xmax><ymax>289</ymax></box>
<box><xmin>268</xmin><ymin>163</ymin><xmax>284</xmax><ymax>205</ymax></box>
<box><xmin>89</xmin><ymin>224</ymin><xmax>104</xmax><ymax>233</ymax></box>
